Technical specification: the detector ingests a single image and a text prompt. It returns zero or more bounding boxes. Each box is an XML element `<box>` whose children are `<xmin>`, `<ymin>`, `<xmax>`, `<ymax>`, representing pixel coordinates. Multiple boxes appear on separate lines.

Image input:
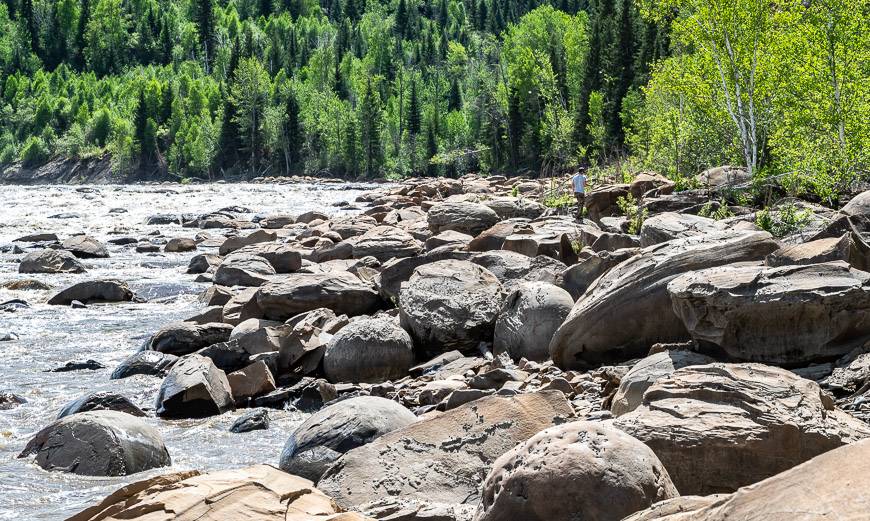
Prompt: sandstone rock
<box><xmin>668</xmin><ymin>262</ymin><xmax>870</xmax><ymax>365</ymax></box>
<box><xmin>298</xmin><ymin>210</ymin><xmax>330</xmax><ymax>224</ymax></box>
<box><xmin>629</xmin><ymin>172</ymin><xmax>675</xmax><ymax>199</ymax></box>
<box><xmin>317</xmin><ymin>391</ymin><xmax>573</xmax><ymax>509</ymax></box>
<box><xmin>324</xmin><ymin>317</ymin><xmax>414</xmax><ymax>383</ymax></box>
<box><xmin>425</xmin><ymin>230</ymin><xmax>473</xmax><ymax>251</ymax></box>
<box><xmin>227</xmin><ymin>360</ymin><xmax>276</xmax><ymax>402</ymax></box>
<box><xmin>360</xmin><ymin>498</ymin><xmax>475</xmax><ymax>521</ymax></box>
<box><xmin>259</xmin><ymin>213</ymin><xmax>296</xmax><ymax>228</ymax></box>
<box><xmin>19</xmin><ymin>410</ymin><xmax>170</xmax><ymax>476</ymax></box>
<box><xmin>622</xmin><ymin>439</ymin><xmax>870</xmax><ymax>521</ymax></box>
<box><xmin>257</xmin><ymin>272</ymin><xmax>381</xmax><ymax>320</ymax></box>
<box><xmin>164</xmin><ymin>237</ymin><xmax>197</xmax><ymax>252</ymax></box>
<box><xmin>549</xmin><ymin>231</ymin><xmax>778</xmax><ymax>369</ymax></box>
<box><xmin>233</xmin><ymin>243</ymin><xmax>303</xmax><ymax>273</ymax></box>
<box><xmin>474</xmin><ymin>421</ymin><xmax>678</xmax><ymax>521</ymax></box>
<box><xmin>219</xmin><ymin>229</ymin><xmax>278</xmax><ymax>255</ymax></box>
<box><xmin>222</xmin><ymin>287</ymin><xmax>264</xmax><ymax>325</ymax></box>
<box><xmin>493</xmin><ymin>282</ymin><xmax>573</xmax><ymax>362</ymax></box>
<box><xmin>765</xmin><ymin>233</ymin><xmax>869</xmax><ymax>269</ymax></box>
<box><xmin>352</xmin><ymin>226</ymin><xmax>423</xmax><ymax>262</ymax></box>
<box><xmin>613</xmin><ymin>363</ymin><xmax>870</xmax><ymax>495</ymax></box>
<box><xmin>399</xmin><ymin>260</ymin><xmax>503</xmax><ymax>352</ymax></box>
<box><xmin>639</xmin><ymin>213</ymin><xmax>719</xmax><ymax>247</ymax></box>
<box><xmin>280</xmin><ymin>396</ymin><xmax>417</xmax><ymax>481</ymax></box>
<box><xmin>611</xmin><ymin>350</ymin><xmax>716</xmax><ymax>416</ymax></box>
<box><xmin>150</xmin><ymin>321</ymin><xmax>234</xmax><ymax>356</ymax></box>
<box><xmin>466</xmin><ymin>221</ymin><xmax>521</xmax><ymax>252</ymax></box>
<box><xmin>214</xmin><ymin>253</ymin><xmax>277</xmax><ymax>287</ymax></box>
<box><xmin>68</xmin><ymin>464</ymin><xmax>370</xmax><ymax>521</ymax></box>
<box><xmin>427</xmin><ymin>202</ymin><xmax>500</xmax><ymax>236</ymax></box>
<box><xmin>111</xmin><ymin>351</ymin><xmax>178</xmax><ymax>379</ymax></box>
<box><xmin>184</xmin><ymin>305</ymin><xmax>224</xmax><ymax>324</ymax></box>
<box><xmin>376</xmin><ymin>250</ymin><xmax>472</xmax><ymax>301</ymax></box>
<box><xmin>62</xmin><ymin>235</ymin><xmax>109</xmax><ymax>258</ymax></box>
<box><xmin>18</xmin><ymin>249</ymin><xmax>86</xmax><ymax>274</ymax></box>
<box><xmin>57</xmin><ymin>391</ymin><xmax>145</xmax><ymax>419</ymax></box>
<box><xmin>48</xmin><ymin>279</ymin><xmax>137</xmax><ymax>305</ymax></box>
<box><xmin>560</xmin><ymin>248</ymin><xmax>638</xmax><ymax>300</ymax></box>
<box><xmin>585</xmin><ymin>184</ymin><xmax>629</xmax><ymax>221</ymax></box>
<box><xmin>470</xmin><ymin>251</ymin><xmax>564</xmax><ymax>288</ymax></box>
<box><xmin>156</xmin><ymin>354</ymin><xmax>234</xmax><ymax>418</ymax></box>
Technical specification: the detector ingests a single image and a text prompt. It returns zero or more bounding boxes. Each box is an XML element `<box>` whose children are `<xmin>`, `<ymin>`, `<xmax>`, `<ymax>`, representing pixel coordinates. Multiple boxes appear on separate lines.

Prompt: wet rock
<box><xmin>324</xmin><ymin>317</ymin><xmax>414</xmax><ymax>383</ymax></box>
<box><xmin>352</xmin><ymin>226</ymin><xmax>423</xmax><ymax>262</ymax></box>
<box><xmin>19</xmin><ymin>410</ymin><xmax>170</xmax><ymax>476</ymax></box>
<box><xmin>317</xmin><ymin>391</ymin><xmax>573</xmax><ymax>509</ymax></box>
<box><xmin>493</xmin><ymin>282</ymin><xmax>573</xmax><ymax>362</ymax></box>
<box><xmin>187</xmin><ymin>253</ymin><xmax>222</xmax><ymax>274</ymax></box>
<box><xmin>257</xmin><ymin>271</ymin><xmax>381</xmax><ymax>321</ymax></box>
<box><xmin>48</xmin><ymin>212</ymin><xmax>81</xmax><ymax>219</ymax></box>
<box><xmin>427</xmin><ymin>201</ymin><xmax>500</xmax><ymax>236</ymax></box>
<box><xmin>613</xmin><ymin>363</ymin><xmax>870</xmax><ymax>495</ymax></box>
<box><xmin>233</xmin><ymin>243</ymin><xmax>303</xmax><ymax>273</ymax></box>
<box><xmin>226</xmin><ymin>360</ymin><xmax>276</xmax><ymax>402</ymax></box>
<box><xmin>1</xmin><ymin>278</ymin><xmax>52</xmax><ymax>290</ymax></box>
<box><xmin>146</xmin><ymin>214</ymin><xmax>183</xmax><ymax>225</ymax></box>
<box><xmin>474</xmin><ymin>421</ymin><xmax>678</xmax><ymax>521</ymax></box>
<box><xmin>57</xmin><ymin>391</ymin><xmax>145</xmax><ymax>419</ymax></box>
<box><xmin>67</xmin><ymin>465</ymin><xmax>366</xmax><ymax>521</ymax></box>
<box><xmin>639</xmin><ymin>212</ymin><xmax>719</xmax><ymax>247</ymax></box>
<box><xmin>0</xmin><ymin>391</ymin><xmax>26</xmax><ymax>409</ymax></box>
<box><xmin>164</xmin><ymin>237</ymin><xmax>197</xmax><ymax>252</ymax></box>
<box><xmin>668</xmin><ymin>262</ymin><xmax>870</xmax><ymax>365</ymax></box>
<box><xmin>219</xmin><ymin>229</ymin><xmax>278</xmax><ymax>255</ymax></box>
<box><xmin>49</xmin><ymin>359</ymin><xmax>106</xmax><ymax>372</ymax></box>
<box><xmin>399</xmin><ymin>260</ymin><xmax>504</xmax><ymax>353</ymax></box>
<box><xmin>150</xmin><ymin>321</ymin><xmax>234</xmax><ymax>356</ymax></box>
<box><xmin>62</xmin><ymin>235</ymin><xmax>109</xmax><ymax>258</ymax></box>
<box><xmin>13</xmin><ymin>232</ymin><xmax>58</xmax><ymax>242</ymax></box>
<box><xmin>611</xmin><ymin>350</ymin><xmax>716</xmax><ymax>416</ymax></box>
<box><xmin>230</xmin><ymin>408</ymin><xmax>271</xmax><ymax>433</ymax></box>
<box><xmin>111</xmin><ymin>350</ymin><xmax>178</xmax><ymax>379</ymax></box>
<box><xmin>623</xmin><ymin>439</ymin><xmax>870</xmax><ymax>521</ymax></box>
<box><xmin>280</xmin><ymin>396</ymin><xmax>417</xmax><ymax>481</ymax></box>
<box><xmin>0</xmin><ymin>331</ymin><xmax>19</xmax><ymax>341</ymax></box>
<box><xmin>18</xmin><ymin>249</ymin><xmax>86</xmax><ymax>274</ymax></box>
<box><xmin>549</xmin><ymin>231</ymin><xmax>778</xmax><ymax>369</ymax></box>
<box><xmin>214</xmin><ymin>253</ymin><xmax>277</xmax><ymax>287</ymax></box>
<box><xmin>47</xmin><ymin>279</ymin><xmax>138</xmax><ymax>305</ymax></box>
<box><xmin>155</xmin><ymin>354</ymin><xmax>234</xmax><ymax>418</ymax></box>
<box><xmin>135</xmin><ymin>241</ymin><xmax>160</xmax><ymax>253</ymax></box>
<box><xmin>107</xmin><ymin>237</ymin><xmax>137</xmax><ymax>245</ymax></box>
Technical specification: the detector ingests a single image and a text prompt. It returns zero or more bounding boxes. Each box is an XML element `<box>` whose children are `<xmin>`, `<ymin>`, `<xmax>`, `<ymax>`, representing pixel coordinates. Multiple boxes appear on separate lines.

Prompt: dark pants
<box><xmin>574</xmin><ymin>192</ymin><xmax>585</xmax><ymax>218</ymax></box>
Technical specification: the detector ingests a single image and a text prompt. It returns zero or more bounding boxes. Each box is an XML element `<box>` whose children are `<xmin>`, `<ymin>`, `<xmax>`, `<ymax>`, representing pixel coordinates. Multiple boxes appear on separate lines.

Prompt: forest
<box><xmin>0</xmin><ymin>0</ymin><xmax>867</xmax><ymax>202</ymax></box>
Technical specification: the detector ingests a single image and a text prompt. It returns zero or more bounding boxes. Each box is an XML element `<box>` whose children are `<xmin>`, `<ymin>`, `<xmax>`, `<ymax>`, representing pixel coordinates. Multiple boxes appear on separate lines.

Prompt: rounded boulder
<box><xmin>494</xmin><ymin>282</ymin><xmax>573</xmax><ymax>362</ymax></box>
<box><xmin>323</xmin><ymin>317</ymin><xmax>414</xmax><ymax>383</ymax></box>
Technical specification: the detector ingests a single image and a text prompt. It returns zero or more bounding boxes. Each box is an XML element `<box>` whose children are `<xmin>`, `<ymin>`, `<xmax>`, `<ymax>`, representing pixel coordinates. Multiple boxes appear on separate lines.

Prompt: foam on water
<box><xmin>0</xmin><ymin>182</ymin><xmax>376</xmax><ymax>519</ymax></box>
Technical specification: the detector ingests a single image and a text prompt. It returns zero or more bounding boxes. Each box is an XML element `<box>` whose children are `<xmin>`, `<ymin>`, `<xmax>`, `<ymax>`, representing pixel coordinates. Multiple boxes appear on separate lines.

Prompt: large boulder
<box><xmin>549</xmin><ymin>231</ymin><xmax>779</xmax><ymax>369</ymax></box>
<box><xmin>150</xmin><ymin>322</ymin><xmax>234</xmax><ymax>356</ymax></box>
<box><xmin>164</xmin><ymin>237</ymin><xmax>196</xmax><ymax>252</ymax></box>
<box><xmin>317</xmin><ymin>391</ymin><xmax>573</xmax><ymax>509</ymax></box>
<box><xmin>213</xmin><ymin>253</ymin><xmax>277</xmax><ymax>287</ymax></box>
<box><xmin>18</xmin><ymin>411</ymin><xmax>170</xmax><ymax>476</ymax></box>
<box><xmin>474</xmin><ymin>421</ymin><xmax>678</xmax><ymax>521</ymax></box>
<box><xmin>613</xmin><ymin>363</ymin><xmax>870</xmax><ymax>495</ymax></box>
<box><xmin>323</xmin><ymin>317</ymin><xmax>414</xmax><ymax>383</ymax></box>
<box><xmin>62</xmin><ymin>235</ymin><xmax>109</xmax><ymax>258</ymax></box>
<box><xmin>399</xmin><ymin>260</ymin><xmax>504</xmax><ymax>352</ymax></box>
<box><xmin>57</xmin><ymin>391</ymin><xmax>145</xmax><ymax>419</ymax></box>
<box><xmin>765</xmin><ymin>233</ymin><xmax>870</xmax><ymax>269</ymax></box>
<box><xmin>493</xmin><ymin>282</ymin><xmax>573</xmax><ymax>362</ymax></box>
<box><xmin>218</xmin><ymin>229</ymin><xmax>277</xmax><ymax>255</ymax></box>
<box><xmin>233</xmin><ymin>243</ymin><xmax>302</xmax><ymax>273</ymax></box>
<box><xmin>47</xmin><ymin>280</ymin><xmax>137</xmax><ymax>305</ymax></box>
<box><xmin>68</xmin><ymin>464</ymin><xmax>370</xmax><ymax>521</ymax></box>
<box><xmin>483</xmin><ymin>197</ymin><xmax>545</xmax><ymax>220</ymax></box>
<box><xmin>111</xmin><ymin>351</ymin><xmax>178</xmax><ymax>379</ymax></box>
<box><xmin>427</xmin><ymin>201</ymin><xmax>500</xmax><ymax>236</ymax></box>
<box><xmin>256</xmin><ymin>272</ymin><xmax>381</xmax><ymax>321</ymax></box>
<box><xmin>697</xmin><ymin>166</ymin><xmax>750</xmax><ymax>190</ymax></box>
<box><xmin>376</xmin><ymin>250</ymin><xmax>472</xmax><ymax>301</ymax></box>
<box><xmin>622</xmin><ymin>439</ymin><xmax>870</xmax><ymax>521</ymax></box>
<box><xmin>187</xmin><ymin>253</ymin><xmax>222</xmax><ymax>274</ymax></box>
<box><xmin>352</xmin><ymin>226</ymin><xmax>422</xmax><ymax>262</ymax></box>
<box><xmin>467</xmin><ymin>221</ymin><xmax>522</xmax><ymax>252</ymax></box>
<box><xmin>840</xmin><ymin>189</ymin><xmax>870</xmax><ymax>218</ymax></box>
<box><xmin>18</xmin><ymin>249</ymin><xmax>86</xmax><ymax>274</ymax></box>
<box><xmin>279</xmin><ymin>396</ymin><xmax>417</xmax><ymax>481</ymax></box>
<box><xmin>668</xmin><ymin>262</ymin><xmax>870</xmax><ymax>365</ymax></box>
<box><xmin>560</xmin><ymin>248</ymin><xmax>639</xmax><ymax>300</ymax></box>
<box><xmin>156</xmin><ymin>354</ymin><xmax>234</xmax><ymax>418</ymax></box>
<box><xmin>470</xmin><ymin>251</ymin><xmax>565</xmax><ymax>288</ymax></box>
<box><xmin>611</xmin><ymin>350</ymin><xmax>716</xmax><ymax>416</ymax></box>
<box><xmin>639</xmin><ymin>212</ymin><xmax>720</xmax><ymax>247</ymax></box>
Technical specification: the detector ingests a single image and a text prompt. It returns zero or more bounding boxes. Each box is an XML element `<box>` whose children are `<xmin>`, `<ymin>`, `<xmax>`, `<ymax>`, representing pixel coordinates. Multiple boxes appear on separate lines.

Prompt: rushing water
<box><xmin>0</xmin><ymin>182</ymin><xmax>376</xmax><ymax>520</ymax></box>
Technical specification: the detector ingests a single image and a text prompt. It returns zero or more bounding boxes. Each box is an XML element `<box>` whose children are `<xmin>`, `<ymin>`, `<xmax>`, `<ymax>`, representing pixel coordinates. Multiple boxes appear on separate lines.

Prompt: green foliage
<box><xmin>543</xmin><ymin>192</ymin><xmax>574</xmax><ymax>209</ymax></box>
<box><xmin>616</xmin><ymin>192</ymin><xmax>648</xmax><ymax>234</ymax></box>
<box><xmin>20</xmin><ymin>135</ymin><xmax>49</xmax><ymax>166</ymax></box>
<box><xmin>698</xmin><ymin>199</ymin><xmax>734</xmax><ymax>221</ymax></box>
<box><xmin>754</xmin><ymin>203</ymin><xmax>813</xmax><ymax>238</ymax></box>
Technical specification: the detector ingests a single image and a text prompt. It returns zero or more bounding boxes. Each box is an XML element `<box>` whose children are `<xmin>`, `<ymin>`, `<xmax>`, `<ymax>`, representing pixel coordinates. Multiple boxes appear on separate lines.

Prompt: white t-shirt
<box><xmin>572</xmin><ymin>173</ymin><xmax>587</xmax><ymax>194</ymax></box>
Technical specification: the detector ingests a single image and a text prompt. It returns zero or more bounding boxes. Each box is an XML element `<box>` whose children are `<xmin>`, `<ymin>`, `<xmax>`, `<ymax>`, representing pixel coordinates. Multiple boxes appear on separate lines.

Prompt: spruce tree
<box><xmin>604</xmin><ymin>0</ymin><xmax>635</xmax><ymax>149</ymax></box>
<box><xmin>395</xmin><ymin>0</ymin><xmax>408</xmax><ymax>39</ymax></box>
<box><xmin>425</xmin><ymin>121</ymin><xmax>438</xmax><ymax>176</ymax></box>
<box><xmin>195</xmin><ymin>0</ymin><xmax>215</xmax><ymax>73</ymax></box>
<box><xmin>134</xmin><ymin>87</ymin><xmax>149</xmax><ymax>157</ymax></box>
<box><xmin>74</xmin><ymin>0</ymin><xmax>90</xmax><ymax>69</ymax></box>
<box><xmin>359</xmin><ymin>79</ymin><xmax>383</xmax><ymax>178</ymax></box>
<box><xmin>284</xmin><ymin>92</ymin><xmax>301</xmax><ymax>172</ymax></box>
<box><xmin>447</xmin><ymin>77</ymin><xmax>462</xmax><ymax>111</ymax></box>
<box><xmin>407</xmin><ymin>80</ymin><xmax>421</xmax><ymax>135</ymax></box>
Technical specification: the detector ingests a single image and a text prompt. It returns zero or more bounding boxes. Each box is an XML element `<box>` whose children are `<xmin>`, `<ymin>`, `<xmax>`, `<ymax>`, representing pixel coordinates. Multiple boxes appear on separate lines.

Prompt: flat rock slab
<box><xmin>317</xmin><ymin>391</ymin><xmax>572</xmax><ymax>509</ymax></box>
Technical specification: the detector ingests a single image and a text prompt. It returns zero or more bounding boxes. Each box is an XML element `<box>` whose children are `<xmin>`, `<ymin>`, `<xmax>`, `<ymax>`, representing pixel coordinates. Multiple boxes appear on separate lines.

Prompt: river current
<box><xmin>0</xmin><ymin>182</ymin><xmax>376</xmax><ymax>519</ymax></box>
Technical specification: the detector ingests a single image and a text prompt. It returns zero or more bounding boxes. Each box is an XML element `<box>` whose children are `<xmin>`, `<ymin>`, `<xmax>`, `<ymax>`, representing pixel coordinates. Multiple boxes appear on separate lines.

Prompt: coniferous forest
<box><xmin>0</xmin><ymin>0</ymin><xmax>867</xmax><ymax>201</ymax></box>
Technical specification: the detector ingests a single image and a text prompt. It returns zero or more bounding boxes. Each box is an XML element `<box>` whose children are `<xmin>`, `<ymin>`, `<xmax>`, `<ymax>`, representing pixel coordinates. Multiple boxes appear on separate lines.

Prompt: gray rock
<box><xmin>62</xmin><ymin>235</ymin><xmax>109</xmax><ymax>258</ymax></box>
<box><xmin>213</xmin><ymin>253</ymin><xmax>276</xmax><ymax>287</ymax></box>
<box><xmin>494</xmin><ymin>282</ymin><xmax>573</xmax><ymax>362</ymax></box>
<box><xmin>352</xmin><ymin>226</ymin><xmax>423</xmax><ymax>262</ymax></box>
<box><xmin>279</xmin><ymin>396</ymin><xmax>417</xmax><ymax>481</ymax></box>
<box><xmin>57</xmin><ymin>391</ymin><xmax>145</xmax><ymax>419</ymax></box>
<box><xmin>560</xmin><ymin>248</ymin><xmax>639</xmax><ymax>300</ymax></box>
<box><xmin>256</xmin><ymin>271</ymin><xmax>381</xmax><ymax>321</ymax></box>
<box><xmin>324</xmin><ymin>317</ymin><xmax>414</xmax><ymax>383</ymax></box>
<box><xmin>155</xmin><ymin>354</ymin><xmax>234</xmax><ymax>418</ymax></box>
<box><xmin>111</xmin><ymin>351</ymin><xmax>178</xmax><ymax>379</ymax></box>
<box><xmin>18</xmin><ymin>410</ymin><xmax>170</xmax><ymax>476</ymax></box>
<box><xmin>376</xmin><ymin>249</ymin><xmax>472</xmax><ymax>302</ymax></box>
<box><xmin>232</xmin><ymin>243</ymin><xmax>302</xmax><ymax>273</ymax></box>
<box><xmin>164</xmin><ymin>237</ymin><xmax>196</xmax><ymax>252</ymax></box>
<box><xmin>187</xmin><ymin>253</ymin><xmax>222</xmax><ymax>274</ymax></box>
<box><xmin>150</xmin><ymin>321</ymin><xmax>234</xmax><ymax>356</ymax></box>
<box><xmin>611</xmin><ymin>350</ymin><xmax>716</xmax><ymax>416</ymax></box>
<box><xmin>230</xmin><ymin>408</ymin><xmax>270</xmax><ymax>433</ymax></box>
<box><xmin>427</xmin><ymin>202</ymin><xmax>500</xmax><ymax>236</ymax></box>
<box><xmin>18</xmin><ymin>249</ymin><xmax>86</xmax><ymax>274</ymax></box>
<box><xmin>639</xmin><ymin>212</ymin><xmax>720</xmax><ymax>247</ymax></box>
<box><xmin>47</xmin><ymin>280</ymin><xmax>138</xmax><ymax>305</ymax></box>
<box><xmin>218</xmin><ymin>229</ymin><xmax>277</xmax><ymax>256</ymax></box>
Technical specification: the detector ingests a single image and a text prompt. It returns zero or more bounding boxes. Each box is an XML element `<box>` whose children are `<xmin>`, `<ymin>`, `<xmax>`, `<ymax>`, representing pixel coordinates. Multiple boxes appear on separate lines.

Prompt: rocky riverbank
<box><xmin>6</xmin><ymin>171</ymin><xmax>870</xmax><ymax>520</ymax></box>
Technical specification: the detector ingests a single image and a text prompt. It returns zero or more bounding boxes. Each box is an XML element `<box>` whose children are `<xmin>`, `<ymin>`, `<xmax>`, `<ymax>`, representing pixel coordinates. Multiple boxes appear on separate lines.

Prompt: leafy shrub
<box><xmin>20</xmin><ymin>136</ymin><xmax>50</xmax><ymax>167</ymax></box>
<box><xmin>698</xmin><ymin>199</ymin><xmax>735</xmax><ymax>220</ymax></box>
<box><xmin>617</xmin><ymin>193</ymin><xmax>648</xmax><ymax>234</ymax></box>
<box><xmin>755</xmin><ymin>203</ymin><xmax>813</xmax><ymax>238</ymax></box>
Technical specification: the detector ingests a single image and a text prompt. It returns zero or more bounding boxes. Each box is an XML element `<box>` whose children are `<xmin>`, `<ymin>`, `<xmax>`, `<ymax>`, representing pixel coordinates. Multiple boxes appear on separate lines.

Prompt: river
<box><xmin>0</xmin><ymin>182</ymin><xmax>376</xmax><ymax>520</ymax></box>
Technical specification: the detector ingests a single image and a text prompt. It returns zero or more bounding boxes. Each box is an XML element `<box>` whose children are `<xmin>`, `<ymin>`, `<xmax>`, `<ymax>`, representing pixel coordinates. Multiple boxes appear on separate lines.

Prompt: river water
<box><xmin>0</xmin><ymin>182</ymin><xmax>376</xmax><ymax>520</ymax></box>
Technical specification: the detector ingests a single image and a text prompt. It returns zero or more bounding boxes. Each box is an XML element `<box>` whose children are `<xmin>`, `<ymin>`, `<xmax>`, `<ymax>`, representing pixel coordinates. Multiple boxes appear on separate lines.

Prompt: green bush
<box><xmin>20</xmin><ymin>136</ymin><xmax>50</xmax><ymax>167</ymax></box>
<box><xmin>617</xmin><ymin>193</ymin><xmax>648</xmax><ymax>234</ymax></box>
<box><xmin>755</xmin><ymin>203</ymin><xmax>813</xmax><ymax>238</ymax></box>
<box><xmin>0</xmin><ymin>143</ymin><xmax>16</xmax><ymax>164</ymax></box>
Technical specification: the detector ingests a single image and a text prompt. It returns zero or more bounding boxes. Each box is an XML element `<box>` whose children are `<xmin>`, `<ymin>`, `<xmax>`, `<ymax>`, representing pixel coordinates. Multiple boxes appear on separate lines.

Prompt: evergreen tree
<box><xmin>603</xmin><ymin>0</ymin><xmax>635</xmax><ymax>149</ymax></box>
<box><xmin>283</xmin><ymin>91</ymin><xmax>302</xmax><ymax>171</ymax></box>
<box><xmin>447</xmin><ymin>77</ymin><xmax>462</xmax><ymax>111</ymax></box>
<box><xmin>74</xmin><ymin>0</ymin><xmax>90</xmax><ymax>69</ymax></box>
<box><xmin>21</xmin><ymin>0</ymin><xmax>38</xmax><ymax>58</ymax></box>
<box><xmin>359</xmin><ymin>79</ymin><xmax>383</xmax><ymax>178</ymax></box>
<box><xmin>195</xmin><ymin>0</ymin><xmax>215</xmax><ymax>73</ymax></box>
<box><xmin>395</xmin><ymin>0</ymin><xmax>408</xmax><ymax>39</ymax></box>
<box><xmin>406</xmin><ymin>80</ymin><xmax>421</xmax><ymax>135</ymax></box>
<box><xmin>134</xmin><ymin>87</ymin><xmax>149</xmax><ymax>157</ymax></box>
<box><xmin>425</xmin><ymin>120</ymin><xmax>438</xmax><ymax>176</ymax></box>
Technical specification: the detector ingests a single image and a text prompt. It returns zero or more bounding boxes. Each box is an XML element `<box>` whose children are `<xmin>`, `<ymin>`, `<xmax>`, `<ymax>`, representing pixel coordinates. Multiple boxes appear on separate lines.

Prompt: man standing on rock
<box><xmin>571</xmin><ymin>170</ymin><xmax>587</xmax><ymax>220</ymax></box>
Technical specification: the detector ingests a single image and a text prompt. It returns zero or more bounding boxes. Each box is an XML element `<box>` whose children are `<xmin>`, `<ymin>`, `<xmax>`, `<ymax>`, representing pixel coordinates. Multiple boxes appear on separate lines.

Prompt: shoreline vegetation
<box><xmin>0</xmin><ymin>0</ymin><xmax>867</xmax><ymax>205</ymax></box>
